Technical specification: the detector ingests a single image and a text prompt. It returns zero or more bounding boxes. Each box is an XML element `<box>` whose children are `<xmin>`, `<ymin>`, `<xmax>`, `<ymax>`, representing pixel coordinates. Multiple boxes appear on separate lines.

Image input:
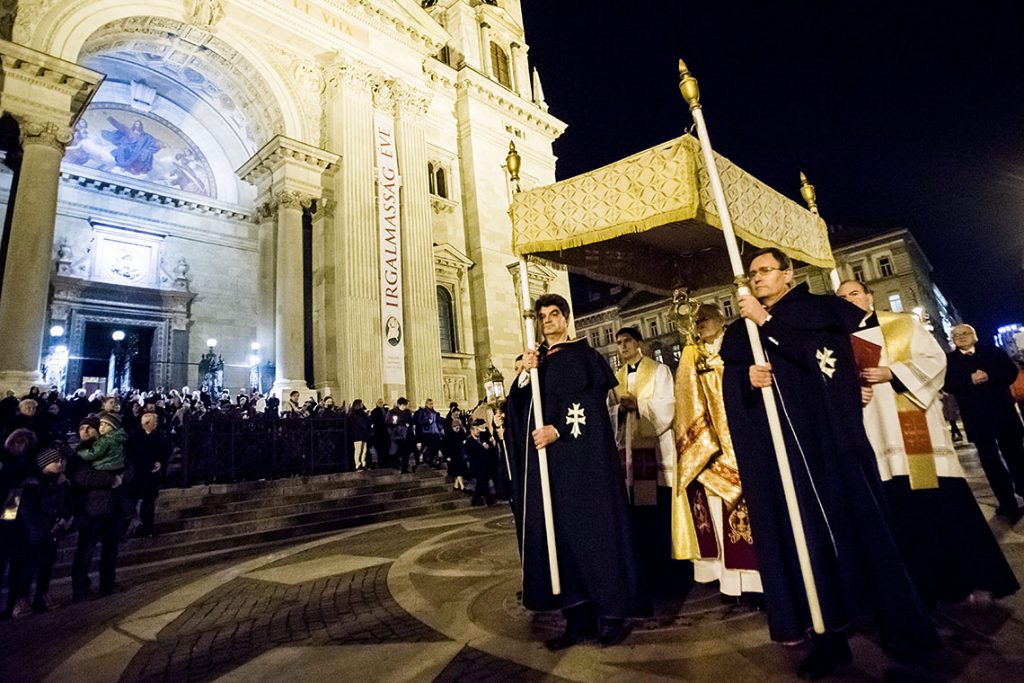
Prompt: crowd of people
<box><xmin>0</xmin><ymin>381</ymin><xmax>513</xmax><ymax>621</ymax></box>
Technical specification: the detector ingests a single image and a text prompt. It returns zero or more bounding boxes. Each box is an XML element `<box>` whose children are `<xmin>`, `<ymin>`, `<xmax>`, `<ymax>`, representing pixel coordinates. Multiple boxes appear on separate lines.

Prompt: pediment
<box><xmin>434</xmin><ymin>242</ymin><xmax>475</xmax><ymax>271</ymax></box>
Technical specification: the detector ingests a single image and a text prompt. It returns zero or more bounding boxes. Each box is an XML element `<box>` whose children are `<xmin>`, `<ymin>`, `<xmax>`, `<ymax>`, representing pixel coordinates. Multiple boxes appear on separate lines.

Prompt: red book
<box><xmin>851</xmin><ymin>334</ymin><xmax>882</xmax><ymax>386</ymax></box>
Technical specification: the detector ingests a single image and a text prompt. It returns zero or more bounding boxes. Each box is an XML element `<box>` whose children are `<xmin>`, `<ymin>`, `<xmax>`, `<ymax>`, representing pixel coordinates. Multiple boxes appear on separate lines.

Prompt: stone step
<box><xmin>155</xmin><ymin>476</ymin><xmax>446</xmax><ymax>522</ymax></box>
<box><xmin>152</xmin><ymin>484</ymin><xmax>456</xmax><ymax>534</ymax></box>
<box><xmin>53</xmin><ymin>494</ymin><xmax>471</xmax><ymax>576</ymax></box>
<box><xmin>156</xmin><ymin>469</ymin><xmax>444</xmax><ymax>511</ymax></box>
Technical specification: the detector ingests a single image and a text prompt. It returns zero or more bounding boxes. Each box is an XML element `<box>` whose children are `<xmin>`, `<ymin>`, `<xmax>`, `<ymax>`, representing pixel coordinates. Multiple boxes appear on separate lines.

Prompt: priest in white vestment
<box><xmin>838</xmin><ymin>281</ymin><xmax>1017</xmax><ymax>603</ymax></box>
<box><xmin>609</xmin><ymin>326</ymin><xmax>689</xmax><ymax>584</ymax></box>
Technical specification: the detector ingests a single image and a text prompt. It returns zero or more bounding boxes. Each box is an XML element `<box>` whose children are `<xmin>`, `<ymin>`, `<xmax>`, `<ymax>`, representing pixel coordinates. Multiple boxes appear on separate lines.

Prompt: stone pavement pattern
<box><xmin>3</xmin><ymin>444</ymin><xmax>1024</xmax><ymax>682</ymax></box>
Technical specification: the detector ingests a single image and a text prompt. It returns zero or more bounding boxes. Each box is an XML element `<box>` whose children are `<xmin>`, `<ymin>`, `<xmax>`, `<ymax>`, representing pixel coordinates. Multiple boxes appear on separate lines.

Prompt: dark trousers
<box><xmin>420</xmin><ymin>435</ymin><xmax>442</xmax><ymax>466</ymax></box>
<box><xmin>392</xmin><ymin>439</ymin><xmax>414</xmax><ymax>472</ymax></box>
<box><xmin>71</xmin><ymin>512</ymin><xmax>121</xmax><ymax>594</ymax></box>
<box><xmin>14</xmin><ymin>539</ymin><xmax>57</xmax><ymax>603</ymax></box>
<box><xmin>472</xmin><ymin>474</ymin><xmax>496</xmax><ymax>506</ymax></box>
<box><xmin>973</xmin><ymin>421</ymin><xmax>1024</xmax><ymax>510</ymax></box>
<box><xmin>139</xmin><ymin>495</ymin><xmax>157</xmax><ymax>535</ymax></box>
<box><xmin>0</xmin><ymin>521</ymin><xmax>23</xmax><ymax>613</ymax></box>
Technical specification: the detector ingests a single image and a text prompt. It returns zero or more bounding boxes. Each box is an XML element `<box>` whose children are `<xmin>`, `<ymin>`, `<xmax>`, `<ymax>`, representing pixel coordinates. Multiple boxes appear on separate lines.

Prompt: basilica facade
<box><xmin>0</xmin><ymin>0</ymin><xmax>569</xmax><ymax>405</ymax></box>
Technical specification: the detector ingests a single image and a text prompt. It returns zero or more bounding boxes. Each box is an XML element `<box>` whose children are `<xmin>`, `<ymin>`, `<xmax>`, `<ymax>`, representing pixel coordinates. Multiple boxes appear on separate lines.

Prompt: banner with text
<box><xmin>375</xmin><ymin>110</ymin><xmax>405</xmax><ymax>386</ymax></box>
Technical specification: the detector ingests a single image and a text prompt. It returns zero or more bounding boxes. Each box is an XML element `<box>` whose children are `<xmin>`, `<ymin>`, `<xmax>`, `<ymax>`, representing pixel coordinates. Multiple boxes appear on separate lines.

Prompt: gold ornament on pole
<box><xmin>799</xmin><ymin>171</ymin><xmax>840</xmax><ymax>290</ymax></box>
<box><xmin>507</xmin><ymin>141</ymin><xmax>561</xmax><ymax>596</ymax></box>
<box><xmin>679</xmin><ymin>59</ymin><xmax>825</xmax><ymax>634</ymax></box>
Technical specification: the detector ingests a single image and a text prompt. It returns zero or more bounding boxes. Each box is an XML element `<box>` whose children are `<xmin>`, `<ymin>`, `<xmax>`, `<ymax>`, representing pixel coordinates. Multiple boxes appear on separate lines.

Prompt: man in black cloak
<box><xmin>505</xmin><ymin>293</ymin><xmax>646</xmax><ymax>651</ymax></box>
<box><xmin>721</xmin><ymin>248</ymin><xmax>940</xmax><ymax>679</ymax></box>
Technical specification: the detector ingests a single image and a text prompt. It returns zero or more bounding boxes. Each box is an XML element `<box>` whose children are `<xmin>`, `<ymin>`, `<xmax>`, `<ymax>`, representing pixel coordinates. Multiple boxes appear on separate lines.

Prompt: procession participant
<box><xmin>721</xmin><ymin>248</ymin><xmax>939</xmax><ymax>679</ymax></box>
<box><xmin>944</xmin><ymin>323</ymin><xmax>1024</xmax><ymax>521</ymax></box>
<box><xmin>673</xmin><ymin>304</ymin><xmax>762</xmax><ymax>598</ymax></box>
<box><xmin>505</xmin><ymin>293</ymin><xmax>646</xmax><ymax>651</ymax></box>
<box><xmin>609</xmin><ymin>326</ymin><xmax>688</xmax><ymax>584</ymax></box>
<box><xmin>838</xmin><ymin>281</ymin><xmax>1018</xmax><ymax>604</ymax></box>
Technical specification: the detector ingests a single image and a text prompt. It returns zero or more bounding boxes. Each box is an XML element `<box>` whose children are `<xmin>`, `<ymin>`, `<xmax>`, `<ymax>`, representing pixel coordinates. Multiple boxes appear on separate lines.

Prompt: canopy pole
<box><xmin>507</xmin><ymin>142</ymin><xmax>561</xmax><ymax>596</ymax></box>
<box><xmin>800</xmin><ymin>172</ymin><xmax>841</xmax><ymax>291</ymax></box>
<box><xmin>679</xmin><ymin>60</ymin><xmax>825</xmax><ymax>634</ymax></box>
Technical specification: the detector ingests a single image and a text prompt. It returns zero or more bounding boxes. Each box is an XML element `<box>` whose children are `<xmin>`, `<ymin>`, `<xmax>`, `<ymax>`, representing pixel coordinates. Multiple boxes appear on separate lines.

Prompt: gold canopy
<box><xmin>510</xmin><ymin>134</ymin><xmax>834</xmax><ymax>292</ymax></box>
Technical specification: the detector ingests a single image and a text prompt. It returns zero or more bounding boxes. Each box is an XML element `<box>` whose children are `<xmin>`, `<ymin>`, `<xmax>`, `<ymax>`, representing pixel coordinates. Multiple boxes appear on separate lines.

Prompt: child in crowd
<box><xmin>78</xmin><ymin>412</ymin><xmax>126</xmax><ymax>471</ymax></box>
<box><xmin>10</xmin><ymin>446</ymin><xmax>73</xmax><ymax>617</ymax></box>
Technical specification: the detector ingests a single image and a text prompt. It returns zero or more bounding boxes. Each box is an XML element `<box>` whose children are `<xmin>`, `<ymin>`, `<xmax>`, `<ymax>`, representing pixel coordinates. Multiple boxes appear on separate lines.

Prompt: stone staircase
<box><xmin>53</xmin><ymin>468</ymin><xmax>470</xmax><ymax>578</ymax></box>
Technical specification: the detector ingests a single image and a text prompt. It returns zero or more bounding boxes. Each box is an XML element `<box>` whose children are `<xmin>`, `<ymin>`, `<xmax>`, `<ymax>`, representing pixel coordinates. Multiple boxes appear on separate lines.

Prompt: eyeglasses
<box><xmin>746</xmin><ymin>265</ymin><xmax>783</xmax><ymax>279</ymax></box>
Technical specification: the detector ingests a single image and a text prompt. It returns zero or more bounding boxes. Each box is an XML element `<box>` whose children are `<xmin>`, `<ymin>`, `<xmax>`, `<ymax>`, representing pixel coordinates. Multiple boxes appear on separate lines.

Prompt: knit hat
<box><xmin>79</xmin><ymin>415</ymin><xmax>101</xmax><ymax>430</ymax></box>
<box><xmin>98</xmin><ymin>411</ymin><xmax>121</xmax><ymax>430</ymax></box>
<box><xmin>36</xmin><ymin>446</ymin><xmax>63</xmax><ymax>470</ymax></box>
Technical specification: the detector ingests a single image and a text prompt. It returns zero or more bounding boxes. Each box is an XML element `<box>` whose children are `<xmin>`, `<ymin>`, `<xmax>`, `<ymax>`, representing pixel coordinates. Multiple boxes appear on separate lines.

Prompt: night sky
<box><xmin>521</xmin><ymin>0</ymin><xmax>1024</xmax><ymax>338</ymax></box>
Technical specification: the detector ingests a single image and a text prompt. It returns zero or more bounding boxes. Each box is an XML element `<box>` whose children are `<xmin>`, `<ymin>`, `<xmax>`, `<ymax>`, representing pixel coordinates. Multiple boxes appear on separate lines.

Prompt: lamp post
<box><xmin>198</xmin><ymin>338</ymin><xmax>224</xmax><ymax>395</ymax></box>
<box><xmin>43</xmin><ymin>325</ymin><xmax>68</xmax><ymax>393</ymax></box>
<box><xmin>109</xmin><ymin>330</ymin><xmax>126</xmax><ymax>393</ymax></box>
<box><xmin>483</xmin><ymin>360</ymin><xmax>505</xmax><ymax>405</ymax></box>
<box><xmin>249</xmin><ymin>342</ymin><xmax>261</xmax><ymax>393</ymax></box>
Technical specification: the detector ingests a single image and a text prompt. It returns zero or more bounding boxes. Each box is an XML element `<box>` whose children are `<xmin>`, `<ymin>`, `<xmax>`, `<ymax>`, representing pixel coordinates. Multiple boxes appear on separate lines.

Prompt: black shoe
<box><xmin>996</xmin><ymin>506</ymin><xmax>1024</xmax><ymax>524</ymax></box>
<box><xmin>797</xmin><ymin>632</ymin><xmax>852</xmax><ymax>680</ymax></box>
<box><xmin>98</xmin><ymin>583</ymin><xmax>125</xmax><ymax>597</ymax></box>
<box><xmin>544</xmin><ymin>624</ymin><xmax>597</xmax><ymax>651</ymax></box>
<box><xmin>72</xmin><ymin>588</ymin><xmax>93</xmax><ymax>603</ymax></box>
<box><xmin>597</xmin><ymin>619</ymin><xmax>633</xmax><ymax>647</ymax></box>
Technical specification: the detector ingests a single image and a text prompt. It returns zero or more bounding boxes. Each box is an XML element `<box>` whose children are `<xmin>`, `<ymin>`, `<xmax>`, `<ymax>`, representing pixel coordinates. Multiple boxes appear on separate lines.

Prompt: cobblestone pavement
<box><xmin>3</xmin><ymin>445</ymin><xmax>1024</xmax><ymax>682</ymax></box>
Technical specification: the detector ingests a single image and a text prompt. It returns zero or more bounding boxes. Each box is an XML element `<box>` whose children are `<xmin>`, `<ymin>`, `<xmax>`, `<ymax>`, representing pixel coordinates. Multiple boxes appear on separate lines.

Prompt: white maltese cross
<box><xmin>566</xmin><ymin>402</ymin><xmax>586</xmax><ymax>438</ymax></box>
<box><xmin>816</xmin><ymin>347</ymin><xmax>837</xmax><ymax>378</ymax></box>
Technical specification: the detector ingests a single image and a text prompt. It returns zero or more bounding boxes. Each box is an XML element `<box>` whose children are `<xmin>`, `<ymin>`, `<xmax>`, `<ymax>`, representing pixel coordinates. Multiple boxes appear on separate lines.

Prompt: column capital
<box><xmin>324</xmin><ymin>54</ymin><xmax>378</xmax><ymax>94</ymax></box>
<box><xmin>394</xmin><ymin>81</ymin><xmax>432</xmax><ymax>118</ymax></box>
<box><xmin>0</xmin><ymin>40</ymin><xmax>103</xmax><ymax>128</ymax></box>
<box><xmin>237</xmin><ymin>135</ymin><xmax>339</xmax><ymax>204</ymax></box>
<box><xmin>273</xmin><ymin>189</ymin><xmax>314</xmax><ymax>211</ymax></box>
<box><xmin>19</xmin><ymin>118</ymin><xmax>73</xmax><ymax>151</ymax></box>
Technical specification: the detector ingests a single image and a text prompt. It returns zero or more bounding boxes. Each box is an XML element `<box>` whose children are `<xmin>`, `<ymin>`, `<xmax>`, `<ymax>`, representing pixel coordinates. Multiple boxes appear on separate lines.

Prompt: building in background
<box><xmin>574</xmin><ymin>229</ymin><xmax>960</xmax><ymax>370</ymax></box>
<box><xmin>0</xmin><ymin>0</ymin><xmax>568</xmax><ymax>404</ymax></box>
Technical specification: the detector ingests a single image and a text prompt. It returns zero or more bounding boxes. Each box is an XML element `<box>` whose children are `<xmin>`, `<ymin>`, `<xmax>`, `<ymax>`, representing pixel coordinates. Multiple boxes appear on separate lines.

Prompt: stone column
<box><xmin>0</xmin><ymin>44</ymin><xmax>101</xmax><ymax>394</ymax></box>
<box><xmin>323</xmin><ymin>58</ymin><xmax>384</xmax><ymax>403</ymax></box>
<box><xmin>509</xmin><ymin>42</ymin><xmax>524</xmax><ymax>98</ymax></box>
<box><xmin>238</xmin><ymin>136</ymin><xmax>338</xmax><ymax>399</ymax></box>
<box><xmin>479</xmin><ymin>22</ymin><xmax>493</xmax><ymax>77</ymax></box>
<box><xmin>255</xmin><ymin>202</ymin><xmax>277</xmax><ymax>371</ymax></box>
<box><xmin>273</xmin><ymin>190</ymin><xmax>310</xmax><ymax>395</ymax></box>
<box><xmin>396</xmin><ymin>84</ymin><xmax>443</xmax><ymax>404</ymax></box>
<box><xmin>0</xmin><ymin>122</ymin><xmax>71</xmax><ymax>392</ymax></box>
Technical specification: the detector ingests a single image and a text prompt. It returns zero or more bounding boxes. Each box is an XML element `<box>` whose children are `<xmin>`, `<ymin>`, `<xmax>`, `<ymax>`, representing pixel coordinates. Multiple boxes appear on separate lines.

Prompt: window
<box><xmin>603</xmin><ymin>327</ymin><xmax>614</xmax><ymax>346</ymax></box>
<box><xmin>671</xmin><ymin>343</ymin><xmax>682</xmax><ymax>362</ymax></box>
<box><xmin>428</xmin><ymin>163</ymin><xmax>449</xmax><ymax>199</ymax></box>
<box><xmin>888</xmin><ymin>293</ymin><xmax>903</xmax><ymax>312</ymax></box>
<box><xmin>435</xmin><ymin>166</ymin><xmax>447</xmax><ymax>199</ymax></box>
<box><xmin>878</xmin><ymin>256</ymin><xmax>894</xmax><ymax>278</ymax></box>
<box><xmin>437</xmin><ymin>286</ymin><xmax>457</xmax><ymax>352</ymax></box>
<box><xmin>589</xmin><ymin>330</ymin><xmax>601</xmax><ymax>348</ymax></box>
<box><xmin>652</xmin><ymin>345</ymin><xmax>664</xmax><ymax>364</ymax></box>
<box><xmin>608</xmin><ymin>353</ymin><xmax>621</xmax><ymax>369</ymax></box>
<box><xmin>438</xmin><ymin>45</ymin><xmax>451</xmax><ymax>66</ymax></box>
<box><xmin>722</xmin><ymin>298</ymin><xmax>734</xmax><ymax>318</ymax></box>
<box><xmin>490</xmin><ymin>42</ymin><xmax>512</xmax><ymax>89</ymax></box>
<box><xmin>851</xmin><ymin>262</ymin><xmax>865</xmax><ymax>282</ymax></box>
<box><xmin>648</xmin><ymin>318</ymin><xmax>659</xmax><ymax>338</ymax></box>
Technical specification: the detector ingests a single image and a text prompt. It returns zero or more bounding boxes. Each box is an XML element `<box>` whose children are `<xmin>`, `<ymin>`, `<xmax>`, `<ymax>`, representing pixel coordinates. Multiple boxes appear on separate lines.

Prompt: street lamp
<box><xmin>484</xmin><ymin>360</ymin><xmax>505</xmax><ymax>405</ymax></box>
<box><xmin>198</xmin><ymin>337</ymin><xmax>224</xmax><ymax>394</ymax></box>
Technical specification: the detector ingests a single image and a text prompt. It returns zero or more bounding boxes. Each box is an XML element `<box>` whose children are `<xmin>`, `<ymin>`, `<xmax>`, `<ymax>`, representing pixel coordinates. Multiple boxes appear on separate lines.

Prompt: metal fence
<box><xmin>177</xmin><ymin>415</ymin><xmax>351</xmax><ymax>486</ymax></box>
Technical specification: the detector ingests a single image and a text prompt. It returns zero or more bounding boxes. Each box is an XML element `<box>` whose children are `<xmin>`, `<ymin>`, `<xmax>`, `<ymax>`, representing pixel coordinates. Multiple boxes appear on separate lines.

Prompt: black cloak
<box><xmin>505</xmin><ymin>337</ymin><xmax>646</xmax><ymax>618</ymax></box>
<box><xmin>720</xmin><ymin>283</ymin><xmax>939</xmax><ymax>653</ymax></box>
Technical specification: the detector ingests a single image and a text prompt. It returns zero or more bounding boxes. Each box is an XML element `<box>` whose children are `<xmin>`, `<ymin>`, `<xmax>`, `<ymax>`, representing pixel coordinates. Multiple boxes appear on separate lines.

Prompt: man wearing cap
<box><xmin>610</xmin><ymin>325</ymin><xmax>683</xmax><ymax>584</ymax></box>
<box><xmin>674</xmin><ymin>303</ymin><xmax>762</xmax><ymax>599</ymax></box>
<box><xmin>505</xmin><ymin>293</ymin><xmax>645</xmax><ymax>650</ymax></box>
<box><xmin>70</xmin><ymin>415</ymin><xmax>126</xmax><ymax>601</ymax></box>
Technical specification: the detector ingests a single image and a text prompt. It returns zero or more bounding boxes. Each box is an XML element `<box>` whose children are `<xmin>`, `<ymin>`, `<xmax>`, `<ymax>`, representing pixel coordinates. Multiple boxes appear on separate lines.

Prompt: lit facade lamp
<box><xmin>248</xmin><ymin>342</ymin><xmax>261</xmax><ymax>393</ymax></box>
<box><xmin>484</xmin><ymin>360</ymin><xmax>505</xmax><ymax>405</ymax></box>
<box><xmin>198</xmin><ymin>337</ymin><xmax>224</xmax><ymax>394</ymax></box>
<box><xmin>109</xmin><ymin>330</ymin><xmax>128</xmax><ymax>392</ymax></box>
